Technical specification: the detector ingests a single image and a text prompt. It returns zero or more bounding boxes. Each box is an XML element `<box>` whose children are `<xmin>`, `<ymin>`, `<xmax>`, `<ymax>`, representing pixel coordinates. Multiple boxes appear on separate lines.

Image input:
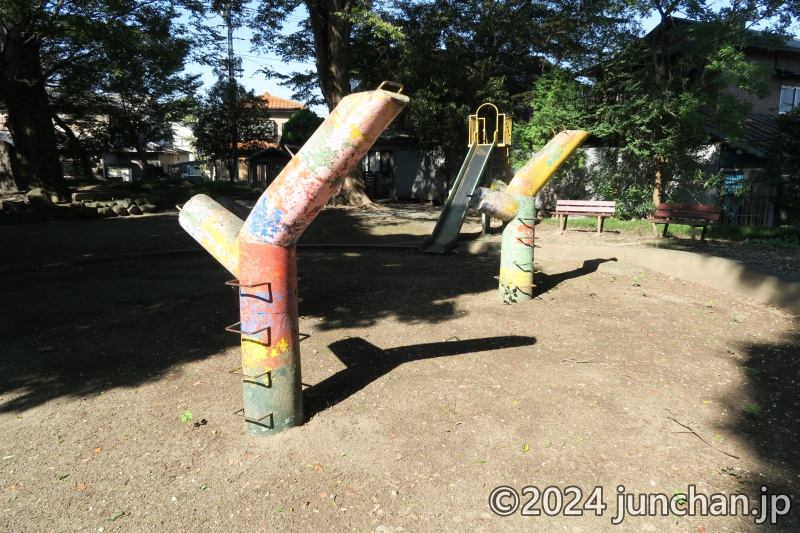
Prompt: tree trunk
<box><xmin>133</xmin><ymin>143</ymin><xmax>153</xmax><ymax>180</ymax></box>
<box><xmin>305</xmin><ymin>0</ymin><xmax>374</xmax><ymax>207</ymax></box>
<box><xmin>53</xmin><ymin>114</ymin><xmax>96</xmax><ymax>181</ymax></box>
<box><xmin>653</xmin><ymin>157</ymin><xmax>666</xmax><ymax>206</ymax></box>
<box><xmin>0</xmin><ymin>33</ymin><xmax>69</xmax><ymax>200</ymax></box>
<box><xmin>0</xmin><ymin>141</ymin><xmax>22</xmax><ymax>192</ymax></box>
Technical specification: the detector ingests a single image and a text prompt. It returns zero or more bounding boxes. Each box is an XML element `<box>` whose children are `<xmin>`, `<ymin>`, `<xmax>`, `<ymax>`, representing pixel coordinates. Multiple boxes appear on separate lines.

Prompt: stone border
<box><xmin>0</xmin><ymin>189</ymin><xmax>166</xmax><ymax>223</ymax></box>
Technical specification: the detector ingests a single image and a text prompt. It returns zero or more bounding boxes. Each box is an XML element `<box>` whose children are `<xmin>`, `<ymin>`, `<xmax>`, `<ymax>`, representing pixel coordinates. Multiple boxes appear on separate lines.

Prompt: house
<box><xmin>360</xmin><ymin>127</ymin><xmax>464</xmax><ymax>203</ymax></box>
<box><xmin>254</xmin><ymin>92</ymin><xmax>305</xmax><ymax>145</ymax></box>
<box><xmin>103</xmin><ymin>122</ymin><xmax>199</xmax><ymax>181</ymax></box>
<box><xmin>702</xmin><ymin>26</ymin><xmax>800</xmax><ymax>226</ymax></box>
<box><xmin>219</xmin><ymin>92</ymin><xmax>305</xmax><ymax>185</ymax></box>
<box><xmin>573</xmin><ymin>18</ymin><xmax>800</xmax><ymax>225</ymax></box>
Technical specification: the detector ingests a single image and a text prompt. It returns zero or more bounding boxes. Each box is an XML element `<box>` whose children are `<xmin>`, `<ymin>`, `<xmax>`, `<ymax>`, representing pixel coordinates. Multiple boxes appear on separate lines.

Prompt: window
<box><xmin>779</xmin><ymin>86</ymin><xmax>800</xmax><ymax>114</ymax></box>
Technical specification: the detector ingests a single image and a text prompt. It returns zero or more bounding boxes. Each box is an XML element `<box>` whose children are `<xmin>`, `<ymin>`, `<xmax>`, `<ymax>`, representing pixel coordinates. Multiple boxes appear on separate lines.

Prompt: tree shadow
<box><xmin>297</xmin><ymin>248</ymin><xmax>502</xmax><ymax>330</ymax></box>
<box><xmin>0</xmin><ymin>207</ymin><xmax>517</xmax><ymax>413</ymax></box>
<box><xmin>303</xmin><ymin>335</ymin><xmax>536</xmax><ymax>419</ymax></box>
<box><xmin>719</xmin><ymin>323</ymin><xmax>800</xmax><ymax>527</ymax></box>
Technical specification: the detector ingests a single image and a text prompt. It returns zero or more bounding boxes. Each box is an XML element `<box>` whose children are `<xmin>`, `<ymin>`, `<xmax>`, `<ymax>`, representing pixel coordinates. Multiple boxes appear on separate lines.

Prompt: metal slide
<box><xmin>421</xmin><ymin>141</ymin><xmax>494</xmax><ymax>253</ymax></box>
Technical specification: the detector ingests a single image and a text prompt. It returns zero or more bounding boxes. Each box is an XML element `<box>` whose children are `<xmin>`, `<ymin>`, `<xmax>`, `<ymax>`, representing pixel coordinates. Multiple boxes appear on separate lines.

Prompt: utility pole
<box><xmin>221</xmin><ymin>1</ymin><xmax>239</xmax><ymax>182</ymax></box>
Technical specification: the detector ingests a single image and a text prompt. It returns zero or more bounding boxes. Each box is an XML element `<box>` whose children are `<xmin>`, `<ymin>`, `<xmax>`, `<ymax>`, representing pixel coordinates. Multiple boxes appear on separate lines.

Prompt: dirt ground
<box><xmin>1</xmin><ymin>203</ymin><xmax>798</xmax><ymax>532</ymax></box>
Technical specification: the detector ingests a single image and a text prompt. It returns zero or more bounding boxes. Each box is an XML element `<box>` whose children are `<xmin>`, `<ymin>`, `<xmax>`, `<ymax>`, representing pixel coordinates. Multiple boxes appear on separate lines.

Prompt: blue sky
<box><xmin>184</xmin><ymin>7</ymin><xmax>329</xmax><ymax>116</ymax></box>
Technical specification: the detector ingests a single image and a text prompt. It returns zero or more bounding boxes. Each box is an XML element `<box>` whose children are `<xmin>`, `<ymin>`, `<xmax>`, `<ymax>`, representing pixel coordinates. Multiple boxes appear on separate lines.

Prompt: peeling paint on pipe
<box><xmin>241</xmin><ymin>89</ymin><xmax>410</xmax><ymax>247</ymax></box>
<box><xmin>180</xmin><ymin>86</ymin><xmax>409</xmax><ymax>437</ymax></box>
<box><xmin>469</xmin><ymin>187</ymin><xmax>519</xmax><ymax>222</ymax></box>
<box><xmin>499</xmin><ymin>195</ymin><xmax>536</xmax><ymax>303</ymax></box>
<box><xmin>237</xmin><ymin>242</ymin><xmax>301</xmax><ymax>435</ymax></box>
<box><xmin>178</xmin><ymin>194</ymin><xmax>242</xmax><ymax>276</ymax></box>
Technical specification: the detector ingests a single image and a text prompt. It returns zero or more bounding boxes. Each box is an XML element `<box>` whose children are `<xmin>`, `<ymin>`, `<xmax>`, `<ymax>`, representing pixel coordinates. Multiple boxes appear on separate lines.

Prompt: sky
<box><xmin>184</xmin><ymin>8</ymin><xmax>329</xmax><ymax>116</ymax></box>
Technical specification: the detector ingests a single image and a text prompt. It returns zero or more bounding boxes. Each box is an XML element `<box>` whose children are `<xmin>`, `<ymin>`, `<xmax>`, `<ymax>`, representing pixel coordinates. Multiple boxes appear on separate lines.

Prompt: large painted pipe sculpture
<box><xmin>471</xmin><ymin>130</ymin><xmax>590</xmax><ymax>303</ymax></box>
<box><xmin>179</xmin><ymin>85</ymin><xmax>409</xmax><ymax>436</ymax></box>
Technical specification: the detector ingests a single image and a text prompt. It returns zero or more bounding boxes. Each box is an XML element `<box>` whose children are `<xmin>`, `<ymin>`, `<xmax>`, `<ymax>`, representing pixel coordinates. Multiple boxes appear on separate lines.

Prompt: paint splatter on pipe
<box><xmin>178</xmin><ymin>194</ymin><xmax>242</xmax><ymax>276</ymax></box>
<box><xmin>469</xmin><ymin>186</ymin><xmax>519</xmax><ymax>221</ymax></box>
<box><xmin>241</xmin><ymin>89</ymin><xmax>410</xmax><ymax>246</ymax></box>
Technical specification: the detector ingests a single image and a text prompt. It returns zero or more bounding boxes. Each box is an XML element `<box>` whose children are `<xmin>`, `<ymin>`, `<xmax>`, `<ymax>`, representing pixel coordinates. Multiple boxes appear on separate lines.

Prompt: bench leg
<box><xmin>662</xmin><ymin>223</ymin><xmax>669</xmax><ymax>238</ymax></box>
<box><xmin>690</xmin><ymin>226</ymin><xmax>696</xmax><ymax>240</ymax></box>
<box><xmin>652</xmin><ymin>223</ymin><xmax>659</xmax><ymax>238</ymax></box>
<box><xmin>597</xmin><ymin>216</ymin><xmax>605</xmax><ymax>233</ymax></box>
<box><xmin>560</xmin><ymin>214</ymin><xmax>568</xmax><ymax>233</ymax></box>
<box><xmin>700</xmin><ymin>225</ymin><xmax>708</xmax><ymax>241</ymax></box>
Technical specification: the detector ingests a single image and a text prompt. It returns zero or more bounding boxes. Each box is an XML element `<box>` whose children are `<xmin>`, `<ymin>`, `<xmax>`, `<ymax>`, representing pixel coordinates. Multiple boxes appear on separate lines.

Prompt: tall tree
<box><xmin>347</xmin><ymin>0</ymin><xmax>637</xmax><ymax>194</ymax></box>
<box><xmin>192</xmin><ymin>78</ymin><xmax>275</xmax><ymax>180</ymax></box>
<box><xmin>251</xmin><ymin>0</ymin><xmax>395</xmax><ymax>205</ymax></box>
<box><xmin>100</xmin><ymin>7</ymin><xmax>201</xmax><ymax>178</ymax></box>
<box><xmin>590</xmin><ymin>0</ymin><xmax>799</xmax><ymax>205</ymax></box>
<box><xmin>0</xmin><ymin>0</ymin><xmax>206</xmax><ymax>200</ymax></box>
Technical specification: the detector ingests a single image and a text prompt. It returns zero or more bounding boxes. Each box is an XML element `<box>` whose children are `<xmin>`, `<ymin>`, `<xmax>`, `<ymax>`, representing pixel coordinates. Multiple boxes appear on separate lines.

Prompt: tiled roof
<box><xmin>257</xmin><ymin>92</ymin><xmax>305</xmax><ymax>110</ymax></box>
<box><xmin>703</xmin><ymin>111</ymin><xmax>790</xmax><ymax>158</ymax></box>
<box><xmin>239</xmin><ymin>140</ymin><xmax>281</xmax><ymax>152</ymax></box>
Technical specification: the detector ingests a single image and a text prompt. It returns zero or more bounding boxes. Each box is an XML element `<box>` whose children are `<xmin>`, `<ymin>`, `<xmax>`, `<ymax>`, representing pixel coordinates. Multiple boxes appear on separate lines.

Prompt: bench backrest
<box><xmin>653</xmin><ymin>203</ymin><xmax>721</xmax><ymax>221</ymax></box>
<box><xmin>555</xmin><ymin>199</ymin><xmax>616</xmax><ymax>214</ymax></box>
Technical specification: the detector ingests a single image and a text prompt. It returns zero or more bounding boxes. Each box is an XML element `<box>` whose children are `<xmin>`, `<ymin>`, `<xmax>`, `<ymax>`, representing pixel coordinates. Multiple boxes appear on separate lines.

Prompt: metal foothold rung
<box><xmin>378</xmin><ymin>81</ymin><xmax>404</xmax><ymax>94</ymax></box>
<box><xmin>513</xmin><ymin>262</ymin><xmax>533</xmax><ymax>272</ymax></box>
<box><xmin>515</xmin><ymin>238</ymin><xmax>535</xmax><ymax>247</ymax></box>
<box><xmin>233</xmin><ymin>408</ymin><xmax>274</xmax><ymax>426</ymax></box>
<box><xmin>225</xmin><ymin>279</ymin><xmax>273</xmax><ymax>301</ymax></box>
<box><xmin>228</xmin><ymin>366</ymin><xmax>271</xmax><ymax>382</ymax></box>
<box><xmin>225</xmin><ymin>321</ymin><xmax>271</xmax><ymax>338</ymax></box>
<box><xmin>225</xmin><ymin>279</ymin><xmax>272</xmax><ymax>289</ymax></box>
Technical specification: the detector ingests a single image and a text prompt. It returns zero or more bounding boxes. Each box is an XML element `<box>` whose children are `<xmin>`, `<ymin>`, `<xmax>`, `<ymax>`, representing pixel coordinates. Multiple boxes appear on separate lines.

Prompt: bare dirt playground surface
<box><xmin>1</xmin><ymin>203</ymin><xmax>798</xmax><ymax>532</ymax></box>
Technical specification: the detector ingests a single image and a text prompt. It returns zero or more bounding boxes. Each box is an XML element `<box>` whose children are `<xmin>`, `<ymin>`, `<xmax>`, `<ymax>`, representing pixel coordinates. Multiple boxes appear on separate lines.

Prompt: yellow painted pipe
<box><xmin>178</xmin><ymin>194</ymin><xmax>242</xmax><ymax>277</ymax></box>
<box><xmin>507</xmin><ymin>130</ymin><xmax>590</xmax><ymax>197</ymax></box>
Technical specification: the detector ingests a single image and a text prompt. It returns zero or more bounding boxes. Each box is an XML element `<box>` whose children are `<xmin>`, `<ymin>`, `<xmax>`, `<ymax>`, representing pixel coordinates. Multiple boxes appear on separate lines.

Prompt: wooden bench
<box><xmin>551</xmin><ymin>200</ymin><xmax>616</xmax><ymax>233</ymax></box>
<box><xmin>644</xmin><ymin>203</ymin><xmax>721</xmax><ymax>241</ymax></box>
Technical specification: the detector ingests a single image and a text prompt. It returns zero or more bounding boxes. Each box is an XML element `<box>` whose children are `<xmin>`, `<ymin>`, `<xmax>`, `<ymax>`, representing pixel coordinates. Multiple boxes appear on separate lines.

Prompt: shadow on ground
<box><xmin>721</xmin><ymin>323</ymin><xmax>800</xmax><ymax>527</ymax></box>
<box><xmin>0</xmin><ymin>209</ymin><xmax>517</xmax><ymax>413</ymax></box>
<box><xmin>304</xmin><ymin>335</ymin><xmax>536</xmax><ymax>418</ymax></box>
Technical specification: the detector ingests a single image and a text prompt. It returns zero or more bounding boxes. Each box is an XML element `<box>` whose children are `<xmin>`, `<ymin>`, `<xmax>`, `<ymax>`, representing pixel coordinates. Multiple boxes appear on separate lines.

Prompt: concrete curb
<box><xmin>458</xmin><ymin>240</ymin><xmax>800</xmax><ymax>315</ymax></box>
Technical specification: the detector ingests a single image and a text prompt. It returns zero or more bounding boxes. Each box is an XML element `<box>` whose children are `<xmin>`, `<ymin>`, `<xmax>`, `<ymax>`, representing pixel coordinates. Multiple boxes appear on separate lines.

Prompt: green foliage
<box><xmin>537</xmin><ymin>217</ymin><xmax>799</xmax><ymax>247</ymax></box>
<box><xmin>513</xmin><ymin>4</ymin><xmax>799</xmax><ymax>210</ymax></box>
<box><xmin>192</xmin><ymin>79</ymin><xmax>276</xmax><ymax>179</ymax></box>
<box><xmin>0</xmin><ymin>0</ymin><xmax>208</xmax><ymax>185</ymax></box>
<box><xmin>763</xmin><ymin>108</ymin><xmax>800</xmax><ymax>225</ymax></box>
<box><xmin>511</xmin><ymin>70</ymin><xmax>591</xmax><ymax>167</ymax></box>
<box><xmin>280</xmin><ymin>109</ymin><xmax>324</xmax><ymax>148</ymax></box>
<box><xmin>743</xmin><ymin>403</ymin><xmax>761</xmax><ymax>417</ymax></box>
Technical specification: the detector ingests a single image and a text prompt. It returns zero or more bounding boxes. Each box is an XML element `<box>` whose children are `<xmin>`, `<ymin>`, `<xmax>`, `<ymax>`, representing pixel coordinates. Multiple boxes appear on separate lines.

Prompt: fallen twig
<box><xmin>666</xmin><ymin>409</ymin><xmax>740</xmax><ymax>460</ymax></box>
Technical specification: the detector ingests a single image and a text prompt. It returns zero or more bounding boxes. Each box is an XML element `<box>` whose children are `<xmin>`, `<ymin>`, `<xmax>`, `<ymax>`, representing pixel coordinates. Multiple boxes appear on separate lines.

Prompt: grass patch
<box><xmin>537</xmin><ymin>217</ymin><xmax>653</xmax><ymax>235</ymax></box>
<box><xmin>538</xmin><ymin>216</ymin><xmax>800</xmax><ymax>249</ymax></box>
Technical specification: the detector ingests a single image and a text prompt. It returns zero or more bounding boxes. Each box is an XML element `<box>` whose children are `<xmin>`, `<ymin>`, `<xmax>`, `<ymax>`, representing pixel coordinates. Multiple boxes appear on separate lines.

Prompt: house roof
<box><xmin>257</xmin><ymin>92</ymin><xmax>305</xmax><ymax>111</ymax></box>
<box><xmin>703</xmin><ymin>111</ymin><xmax>790</xmax><ymax>158</ymax></box>
<box><xmin>245</xmin><ymin>146</ymin><xmax>293</xmax><ymax>162</ymax></box>
<box><xmin>645</xmin><ymin>16</ymin><xmax>800</xmax><ymax>54</ymax></box>
<box><xmin>240</xmin><ymin>140</ymin><xmax>281</xmax><ymax>152</ymax></box>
